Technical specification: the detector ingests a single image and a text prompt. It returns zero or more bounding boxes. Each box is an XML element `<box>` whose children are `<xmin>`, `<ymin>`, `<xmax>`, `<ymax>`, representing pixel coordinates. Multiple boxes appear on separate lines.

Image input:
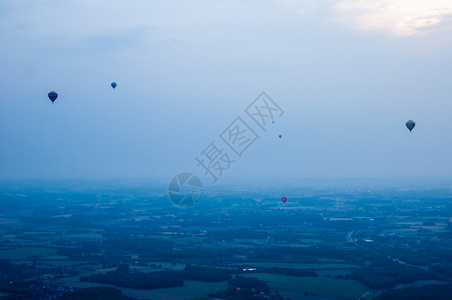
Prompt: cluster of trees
<box><xmin>0</xmin><ymin>260</ymin><xmax>41</xmax><ymax>284</ymax></box>
<box><xmin>80</xmin><ymin>270</ymin><xmax>183</xmax><ymax>290</ymax></box>
<box><xmin>260</xmin><ymin>267</ymin><xmax>316</xmax><ymax>277</ymax></box>
<box><xmin>182</xmin><ymin>264</ymin><xmax>231</xmax><ymax>282</ymax></box>
<box><xmin>351</xmin><ymin>264</ymin><xmax>442</xmax><ymax>289</ymax></box>
<box><xmin>209</xmin><ymin>276</ymin><xmax>283</xmax><ymax>300</ymax></box>
<box><xmin>80</xmin><ymin>264</ymin><xmax>232</xmax><ymax>290</ymax></box>
<box><xmin>235</xmin><ymin>264</ymin><xmax>316</xmax><ymax>277</ymax></box>
<box><xmin>376</xmin><ymin>284</ymin><xmax>452</xmax><ymax>300</ymax></box>
<box><xmin>366</xmin><ymin>236</ymin><xmax>452</xmax><ymax>270</ymax></box>
<box><xmin>247</xmin><ymin>245</ymin><xmax>363</xmax><ymax>264</ymax></box>
<box><xmin>56</xmin><ymin>237</ymin><xmax>176</xmax><ymax>260</ymax></box>
<box><xmin>62</xmin><ymin>287</ymin><xmax>136</xmax><ymax>300</ymax></box>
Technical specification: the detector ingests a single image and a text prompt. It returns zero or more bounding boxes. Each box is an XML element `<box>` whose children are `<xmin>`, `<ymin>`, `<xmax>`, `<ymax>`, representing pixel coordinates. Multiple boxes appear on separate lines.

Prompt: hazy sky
<box><xmin>1</xmin><ymin>0</ymin><xmax>451</xmax><ymax>182</ymax></box>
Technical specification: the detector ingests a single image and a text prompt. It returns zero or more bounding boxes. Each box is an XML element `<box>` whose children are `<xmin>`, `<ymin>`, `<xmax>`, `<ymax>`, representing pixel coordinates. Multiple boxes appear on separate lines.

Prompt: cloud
<box><xmin>0</xmin><ymin>0</ymin><xmax>197</xmax><ymax>56</ymax></box>
<box><xmin>279</xmin><ymin>0</ymin><xmax>452</xmax><ymax>36</ymax></box>
<box><xmin>278</xmin><ymin>0</ymin><xmax>335</xmax><ymax>14</ymax></box>
<box><xmin>334</xmin><ymin>0</ymin><xmax>452</xmax><ymax>36</ymax></box>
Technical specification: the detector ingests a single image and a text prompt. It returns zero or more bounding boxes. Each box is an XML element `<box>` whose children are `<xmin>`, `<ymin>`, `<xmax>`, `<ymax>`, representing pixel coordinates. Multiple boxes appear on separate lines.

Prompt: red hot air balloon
<box><xmin>281</xmin><ymin>196</ymin><xmax>287</xmax><ymax>203</ymax></box>
<box><xmin>48</xmin><ymin>91</ymin><xmax>58</xmax><ymax>103</ymax></box>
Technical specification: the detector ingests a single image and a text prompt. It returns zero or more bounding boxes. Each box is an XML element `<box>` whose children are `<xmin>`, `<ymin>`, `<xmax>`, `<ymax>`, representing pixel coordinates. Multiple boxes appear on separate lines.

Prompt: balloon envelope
<box><xmin>48</xmin><ymin>91</ymin><xmax>58</xmax><ymax>103</ymax></box>
<box><xmin>111</xmin><ymin>82</ymin><xmax>117</xmax><ymax>89</ymax></box>
<box><xmin>406</xmin><ymin>120</ymin><xmax>415</xmax><ymax>132</ymax></box>
<box><xmin>281</xmin><ymin>197</ymin><xmax>287</xmax><ymax>203</ymax></box>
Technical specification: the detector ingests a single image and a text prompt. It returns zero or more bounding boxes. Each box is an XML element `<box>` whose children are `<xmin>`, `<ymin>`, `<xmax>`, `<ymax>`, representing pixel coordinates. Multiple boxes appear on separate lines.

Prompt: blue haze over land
<box><xmin>1</xmin><ymin>0</ymin><xmax>451</xmax><ymax>183</ymax></box>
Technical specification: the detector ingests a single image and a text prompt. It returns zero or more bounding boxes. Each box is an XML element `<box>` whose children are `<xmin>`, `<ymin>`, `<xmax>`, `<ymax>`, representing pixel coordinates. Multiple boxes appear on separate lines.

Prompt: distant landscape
<box><xmin>0</xmin><ymin>179</ymin><xmax>451</xmax><ymax>299</ymax></box>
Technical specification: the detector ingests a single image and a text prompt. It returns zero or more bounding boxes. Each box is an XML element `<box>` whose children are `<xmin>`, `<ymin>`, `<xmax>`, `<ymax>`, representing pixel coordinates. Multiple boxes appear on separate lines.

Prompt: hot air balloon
<box><xmin>48</xmin><ymin>91</ymin><xmax>58</xmax><ymax>103</ymax></box>
<box><xmin>111</xmin><ymin>82</ymin><xmax>117</xmax><ymax>89</ymax></box>
<box><xmin>406</xmin><ymin>120</ymin><xmax>415</xmax><ymax>132</ymax></box>
<box><xmin>281</xmin><ymin>196</ymin><xmax>287</xmax><ymax>203</ymax></box>
<box><xmin>278</xmin><ymin>135</ymin><xmax>282</xmax><ymax>139</ymax></box>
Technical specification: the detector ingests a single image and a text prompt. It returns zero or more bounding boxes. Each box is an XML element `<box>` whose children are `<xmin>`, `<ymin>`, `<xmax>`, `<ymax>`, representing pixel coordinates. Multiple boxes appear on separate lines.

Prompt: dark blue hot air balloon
<box><xmin>406</xmin><ymin>120</ymin><xmax>415</xmax><ymax>132</ymax></box>
<box><xmin>48</xmin><ymin>91</ymin><xmax>58</xmax><ymax>103</ymax></box>
<box><xmin>111</xmin><ymin>82</ymin><xmax>117</xmax><ymax>89</ymax></box>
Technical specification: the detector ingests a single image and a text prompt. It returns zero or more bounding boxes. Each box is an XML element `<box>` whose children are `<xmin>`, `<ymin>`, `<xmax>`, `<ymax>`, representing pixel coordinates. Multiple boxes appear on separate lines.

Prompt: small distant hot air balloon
<box><xmin>406</xmin><ymin>120</ymin><xmax>415</xmax><ymax>132</ymax></box>
<box><xmin>48</xmin><ymin>91</ymin><xmax>58</xmax><ymax>103</ymax></box>
<box><xmin>281</xmin><ymin>196</ymin><xmax>287</xmax><ymax>203</ymax></box>
<box><xmin>278</xmin><ymin>135</ymin><xmax>282</xmax><ymax>139</ymax></box>
<box><xmin>111</xmin><ymin>82</ymin><xmax>117</xmax><ymax>89</ymax></box>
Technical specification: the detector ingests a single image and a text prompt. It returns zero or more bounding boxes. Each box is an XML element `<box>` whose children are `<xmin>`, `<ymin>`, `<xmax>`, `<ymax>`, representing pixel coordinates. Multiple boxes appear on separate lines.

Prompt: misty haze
<box><xmin>1</xmin><ymin>1</ymin><xmax>452</xmax><ymax>300</ymax></box>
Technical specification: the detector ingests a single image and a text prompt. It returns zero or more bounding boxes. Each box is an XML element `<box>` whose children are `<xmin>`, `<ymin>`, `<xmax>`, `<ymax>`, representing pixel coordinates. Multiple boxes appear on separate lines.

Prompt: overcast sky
<box><xmin>1</xmin><ymin>0</ymin><xmax>451</xmax><ymax>182</ymax></box>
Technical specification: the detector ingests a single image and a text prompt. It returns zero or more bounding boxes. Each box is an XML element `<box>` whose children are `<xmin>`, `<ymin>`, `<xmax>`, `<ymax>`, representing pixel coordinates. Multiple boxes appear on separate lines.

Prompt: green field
<box><xmin>146</xmin><ymin>262</ymin><xmax>186</xmax><ymax>271</ymax></box>
<box><xmin>52</xmin><ymin>278</ymin><xmax>227</xmax><ymax>299</ymax></box>
<box><xmin>172</xmin><ymin>237</ymin><xmax>206</xmax><ymax>244</ymax></box>
<box><xmin>149</xmin><ymin>280</ymin><xmax>227</xmax><ymax>298</ymax></box>
<box><xmin>93</xmin><ymin>262</ymin><xmax>186</xmax><ymax>273</ymax></box>
<box><xmin>0</xmin><ymin>292</ymin><xmax>12</xmax><ymax>297</ymax></box>
<box><xmin>363</xmin><ymin>291</ymin><xmax>382</xmax><ymax>300</ymax></box>
<box><xmin>237</xmin><ymin>262</ymin><xmax>359</xmax><ymax>270</ymax></box>
<box><xmin>51</xmin><ymin>275</ymin><xmax>82</xmax><ymax>285</ymax></box>
<box><xmin>318</xmin><ymin>258</ymin><xmax>347</xmax><ymax>263</ymax></box>
<box><xmin>0</xmin><ymin>247</ymin><xmax>59</xmax><ymax>260</ymax></box>
<box><xmin>244</xmin><ymin>273</ymin><xmax>367</xmax><ymax>300</ymax></box>
<box><xmin>299</xmin><ymin>238</ymin><xmax>325</xmax><ymax>244</ymax></box>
